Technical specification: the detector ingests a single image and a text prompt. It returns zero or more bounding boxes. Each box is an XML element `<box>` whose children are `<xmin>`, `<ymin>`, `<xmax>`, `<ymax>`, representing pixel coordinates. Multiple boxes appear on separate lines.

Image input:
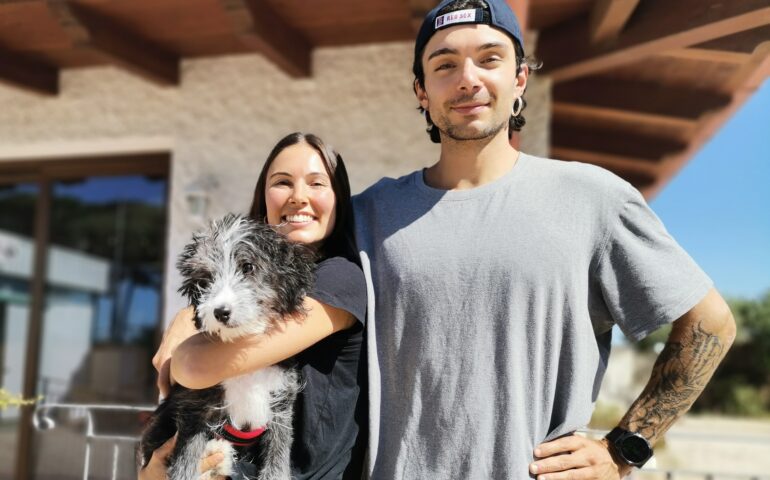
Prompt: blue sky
<box><xmin>54</xmin><ymin>175</ymin><xmax>166</xmax><ymax>207</ymax></box>
<box><xmin>650</xmin><ymin>79</ymin><xmax>770</xmax><ymax>301</ymax></box>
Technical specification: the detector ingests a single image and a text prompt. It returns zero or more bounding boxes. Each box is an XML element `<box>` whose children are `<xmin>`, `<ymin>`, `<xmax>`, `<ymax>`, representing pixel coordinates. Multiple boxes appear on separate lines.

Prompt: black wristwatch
<box><xmin>604</xmin><ymin>427</ymin><xmax>653</xmax><ymax>468</ymax></box>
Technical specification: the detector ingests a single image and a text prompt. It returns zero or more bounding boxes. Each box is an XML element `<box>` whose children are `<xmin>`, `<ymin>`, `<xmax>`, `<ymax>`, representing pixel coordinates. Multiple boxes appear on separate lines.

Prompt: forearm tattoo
<box><xmin>620</xmin><ymin>320</ymin><xmax>727</xmax><ymax>443</ymax></box>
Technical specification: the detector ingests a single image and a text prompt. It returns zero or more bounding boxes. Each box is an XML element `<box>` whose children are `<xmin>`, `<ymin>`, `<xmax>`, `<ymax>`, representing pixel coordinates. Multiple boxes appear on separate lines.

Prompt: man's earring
<box><xmin>424</xmin><ymin>110</ymin><xmax>435</xmax><ymax>132</ymax></box>
<box><xmin>512</xmin><ymin>97</ymin><xmax>523</xmax><ymax>117</ymax></box>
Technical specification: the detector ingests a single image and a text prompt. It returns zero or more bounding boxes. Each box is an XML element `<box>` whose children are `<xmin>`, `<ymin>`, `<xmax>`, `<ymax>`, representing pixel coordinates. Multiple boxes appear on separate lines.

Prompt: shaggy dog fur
<box><xmin>139</xmin><ymin>214</ymin><xmax>315</xmax><ymax>480</ymax></box>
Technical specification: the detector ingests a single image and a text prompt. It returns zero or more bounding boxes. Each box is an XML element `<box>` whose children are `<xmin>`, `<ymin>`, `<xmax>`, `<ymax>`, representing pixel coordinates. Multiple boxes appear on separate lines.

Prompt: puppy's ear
<box><xmin>177</xmin><ymin>233</ymin><xmax>205</xmax><ymax>306</ymax></box>
<box><xmin>266</xmin><ymin>235</ymin><xmax>317</xmax><ymax>315</ymax></box>
<box><xmin>192</xmin><ymin>306</ymin><xmax>202</xmax><ymax>330</ymax></box>
<box><xmin>283</xmin><ymin>243</ymin><xmax>317</xmax><ymax>312</ymax></box>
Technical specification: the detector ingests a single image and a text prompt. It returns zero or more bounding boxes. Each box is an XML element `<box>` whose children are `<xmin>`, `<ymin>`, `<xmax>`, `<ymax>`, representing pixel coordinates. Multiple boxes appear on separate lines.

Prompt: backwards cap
<box><xmin>414</xmin><ymin>0</ymin><xmax>524</xmax><ymax>63</ymax></box>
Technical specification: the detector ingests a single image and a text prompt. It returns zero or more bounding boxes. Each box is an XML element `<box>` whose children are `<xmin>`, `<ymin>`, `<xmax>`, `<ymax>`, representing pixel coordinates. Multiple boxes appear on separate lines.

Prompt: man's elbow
<box><xmin>718</xmin><ymin>304</ymin><xmax>737</xmax><ymax>348</ymax></box>
<box><xmin>703</xmin><ymin>289</ymin><xmax>737</xmax><ymax>347</ymax></box>
<box><xmin>677</xmin><ymin>288</ymin><xmax>737</xmax><ymax>348</ymax></box>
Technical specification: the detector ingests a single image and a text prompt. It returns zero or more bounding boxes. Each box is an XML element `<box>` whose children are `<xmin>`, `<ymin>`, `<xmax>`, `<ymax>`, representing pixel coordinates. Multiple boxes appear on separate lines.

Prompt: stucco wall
<box><xmin>0</xmin><ymin>42</ymin><xmax>549</xmax><ymax>323</ymax></box>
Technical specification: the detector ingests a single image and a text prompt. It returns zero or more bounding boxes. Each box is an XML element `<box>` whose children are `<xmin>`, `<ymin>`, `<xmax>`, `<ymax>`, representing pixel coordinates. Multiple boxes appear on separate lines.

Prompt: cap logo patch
<box><xmin>434</xmin><ymin>9</ymin><xmax>479</xmax><ymax>29</ymax></box>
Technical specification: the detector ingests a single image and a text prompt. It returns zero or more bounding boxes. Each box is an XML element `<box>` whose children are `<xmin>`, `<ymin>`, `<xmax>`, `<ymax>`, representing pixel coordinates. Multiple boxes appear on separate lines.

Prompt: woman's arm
<box><xmin>171</xmin><ymin>297</ymin><xmax>356</xmax><ymax>389</ymax></box>
<box><xmin>152</xmin><ymin>306</ymin><xmax>198</xmax><ymax>397</ymax></box>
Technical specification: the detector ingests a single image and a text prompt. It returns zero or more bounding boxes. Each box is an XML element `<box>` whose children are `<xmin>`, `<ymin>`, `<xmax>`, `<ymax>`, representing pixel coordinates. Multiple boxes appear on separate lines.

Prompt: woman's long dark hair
<box><xmin>249</xmin><ymin>132</ymin><xmax>356</xmax><ymax>261</ymax></box>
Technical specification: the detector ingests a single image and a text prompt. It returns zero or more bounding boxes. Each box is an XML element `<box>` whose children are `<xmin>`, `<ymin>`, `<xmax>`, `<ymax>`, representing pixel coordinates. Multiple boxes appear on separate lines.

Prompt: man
<box><xmin>352</xmin><ymin>0</ymin><xmax>736</xmax><ymax>478</ymax></box>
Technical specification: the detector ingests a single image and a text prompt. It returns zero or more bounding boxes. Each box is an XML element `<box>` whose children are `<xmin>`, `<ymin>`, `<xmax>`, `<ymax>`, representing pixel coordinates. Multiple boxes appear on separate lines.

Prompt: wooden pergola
<box><xmin>0</xmin><ymin>0</ymin><xmax>769</xmax><ymax>196</ymax></box>
<box><xmin>2</xmin><ymin>2</ymin><xmax>770</xmax><ymax>478</ymax></box>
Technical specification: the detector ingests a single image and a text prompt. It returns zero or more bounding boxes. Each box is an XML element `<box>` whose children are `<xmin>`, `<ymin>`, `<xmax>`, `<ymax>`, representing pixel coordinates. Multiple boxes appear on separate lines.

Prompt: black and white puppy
<box><xmin>140</xmin><ymin>214</ymin><xmax>315</xmax><ymax>480</ymax></box>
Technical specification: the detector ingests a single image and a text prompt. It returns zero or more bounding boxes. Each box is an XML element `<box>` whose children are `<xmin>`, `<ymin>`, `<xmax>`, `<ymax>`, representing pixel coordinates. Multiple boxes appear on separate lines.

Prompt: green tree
<box><xmin>633</xmin><ymin>291</ymin><xmax>770</xmax><ymax>415</ymax></box>
<box><xmin>695</xmin><ymin>292</ymin><xmax>770</xmax><ymax>415</ymax></box>
<box><xmin>730</xmin><ymin>291</ymin><xmax>770</xmax><ymax>375</ymax></box>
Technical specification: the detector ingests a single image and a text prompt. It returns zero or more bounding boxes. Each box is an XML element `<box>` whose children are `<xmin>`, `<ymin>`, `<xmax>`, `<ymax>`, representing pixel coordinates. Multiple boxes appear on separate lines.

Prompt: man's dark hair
<box><xmin>412</xmin><ymin>0</ymin><xmax>541</xmax><ymax>143</ymax></box>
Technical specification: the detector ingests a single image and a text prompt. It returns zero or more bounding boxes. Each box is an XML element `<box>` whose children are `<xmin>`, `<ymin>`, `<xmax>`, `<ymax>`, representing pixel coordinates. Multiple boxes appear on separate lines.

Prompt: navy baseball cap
<box><xmin>414</xmin><ymin>0</ymin><xmax>524</xmax><ymax>63</ymax></box>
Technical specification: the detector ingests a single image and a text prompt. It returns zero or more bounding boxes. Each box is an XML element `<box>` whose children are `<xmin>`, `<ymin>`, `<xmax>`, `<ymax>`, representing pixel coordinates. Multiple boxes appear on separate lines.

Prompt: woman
<box><xmin>140</xmin><ymin>132</ymin><xmax>367</xmax><ymax>480</ymax></box>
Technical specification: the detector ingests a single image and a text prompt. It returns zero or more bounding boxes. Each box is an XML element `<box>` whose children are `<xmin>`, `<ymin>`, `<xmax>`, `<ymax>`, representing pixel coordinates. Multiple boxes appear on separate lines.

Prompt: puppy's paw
<box><xmin>200</xmin><ymin>438</ymin><xmax>235</xmax><ymax>478</ymax></box>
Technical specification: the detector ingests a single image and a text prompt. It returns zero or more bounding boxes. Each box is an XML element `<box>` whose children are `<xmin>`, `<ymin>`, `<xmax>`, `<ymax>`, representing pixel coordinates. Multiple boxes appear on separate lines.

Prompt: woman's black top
<box><xmin>291</xmin><ymin>255</ymin><xmax>368</xmax><ymax>479</ymax></box>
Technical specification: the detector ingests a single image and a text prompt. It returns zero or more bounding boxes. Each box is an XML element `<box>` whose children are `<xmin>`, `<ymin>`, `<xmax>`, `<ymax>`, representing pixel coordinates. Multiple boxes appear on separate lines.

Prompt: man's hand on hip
<box><xmin>530</xmin><ymin>435</ymin><xmax>631</xmax><ymax>480</ymax></box>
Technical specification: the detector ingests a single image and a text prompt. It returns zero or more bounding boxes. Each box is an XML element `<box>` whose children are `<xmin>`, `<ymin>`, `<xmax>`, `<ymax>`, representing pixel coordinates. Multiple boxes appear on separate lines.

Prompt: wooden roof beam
<box><xmin>551</xmin><ymin>122</ymin><xmax>687</xmax><ymax>162</ymax></box>
<box><xmin>538</xmin><ymin>0</ymin><xmax>770</xmax><ymax>82</ymax></box>
<box><xmin>657</xmin><ymin>48</ymin><xmax>751</xmax><ymax>65</ymax></box>
<box><xmin>46</xmin><ymin>0</ymin><xmax>179</xmax><ymax>86</ymax></box>
<box><xmin>695</xmin><ymin>25</ymin><xmax>770</xmax><ymax>55</ymax></box>
<box><xmin>646</xmin><ymin>41</ymin><xmax>770</xmax><ymax>198</ymax></box>
<box><xmin>552</xmin><ymin>103</ymin><xmax>697</xmax><ymax>140</ymax></box>
<box><xmin>220</xmin><ymin>0</ymin><xmax>311</xmax><ymax>78</ymax></box>
<box><xmin>661</xmin><ymin>25</ymin><xmax>770</xmax><ymax>66</ymax></box>
<box><xmin>553</xmin><ymin>76</ymin><xmax>732</xmax><ymax>120</ymax></box>
<box><xmin>0</xmin><ymin>50</ymin><xmax>58</xmax><ymax>95</ymax></box>
<box><xmin>590</xmin><ymin>0</ymin><xmax>640</xmax><ymax>44</ymax></box>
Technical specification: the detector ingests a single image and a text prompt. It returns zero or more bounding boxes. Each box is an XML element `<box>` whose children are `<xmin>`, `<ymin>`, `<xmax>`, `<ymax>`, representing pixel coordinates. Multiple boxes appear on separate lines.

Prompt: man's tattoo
<box><xmin>621</xmin><ymin>320</ymin><xmax>725</xmax><ymax>441</ymax></box>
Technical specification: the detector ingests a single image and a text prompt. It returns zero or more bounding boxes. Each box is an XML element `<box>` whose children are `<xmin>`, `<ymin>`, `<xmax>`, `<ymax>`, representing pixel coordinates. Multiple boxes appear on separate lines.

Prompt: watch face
<box><xmin>621</xmin><ymin>435</ymin><xmax>651</xmax><ymax>464</ymax></box>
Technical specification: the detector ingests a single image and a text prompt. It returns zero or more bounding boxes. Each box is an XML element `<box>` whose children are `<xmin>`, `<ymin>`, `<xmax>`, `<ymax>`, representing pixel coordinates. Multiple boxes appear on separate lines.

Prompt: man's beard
<box><xmin>438</xmin><ymin>116</ymin><xmax>508</xmax><ymax>141</ymax></box>
<box><xmin>432</xmin><ymin>102</ymin><xmax>508</xmax><ymax>142</ymax></box>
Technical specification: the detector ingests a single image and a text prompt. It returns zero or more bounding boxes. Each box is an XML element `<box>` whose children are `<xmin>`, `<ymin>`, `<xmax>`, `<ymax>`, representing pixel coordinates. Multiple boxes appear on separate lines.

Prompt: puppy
<box><xmin>140</xmin><ymin>214</ymin><xmax>315</xmax><ymax>480</ymax></box>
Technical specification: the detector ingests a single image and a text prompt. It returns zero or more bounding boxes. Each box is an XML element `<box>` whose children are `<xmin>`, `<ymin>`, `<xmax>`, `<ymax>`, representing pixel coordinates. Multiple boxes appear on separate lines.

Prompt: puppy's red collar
<box><xmin>216</xmin><ymin>421</ymin><xmax>266</xmax><ymax>447</ymax></box>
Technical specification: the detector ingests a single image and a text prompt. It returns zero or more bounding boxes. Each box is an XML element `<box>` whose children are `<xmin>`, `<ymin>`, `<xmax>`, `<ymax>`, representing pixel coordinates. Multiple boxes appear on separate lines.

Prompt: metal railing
<box><xmin>33</xmin><ymin>402</ymin><xmax>155</xmax><ymax>480</ymax></box>
<box><xmin>634</xmin><ymin>470</ymin><xmax>769</xmax><ymax>480</ymax></box>
<box><xmin>581</xmin><ymin>429</ymin><xmax>770</xmax><ymax>480</ymax></box>
<box><xmin>31</xmin><ymin>406</ymin><xmax>770</xmax><ymax>480</ymax></box>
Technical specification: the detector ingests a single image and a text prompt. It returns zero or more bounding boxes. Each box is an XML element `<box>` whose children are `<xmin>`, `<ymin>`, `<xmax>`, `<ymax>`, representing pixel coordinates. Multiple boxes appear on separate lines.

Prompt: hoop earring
<box><xmin>424</xmin><ymin>110</ymin><xmax>435</xmax><ymax>132</ymax></box>
<box><xmin>512</xmin><ymin>97</ymin><xmax>523</xmax><ymax>117</ymax></box>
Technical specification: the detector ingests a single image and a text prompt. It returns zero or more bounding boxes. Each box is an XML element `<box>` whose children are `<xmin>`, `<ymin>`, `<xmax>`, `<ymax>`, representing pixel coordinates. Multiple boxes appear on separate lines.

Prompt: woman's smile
<box><xmin>265</xmin><ymin>142</ymin><xmax>337</xmax><ymax>247</ymax></box>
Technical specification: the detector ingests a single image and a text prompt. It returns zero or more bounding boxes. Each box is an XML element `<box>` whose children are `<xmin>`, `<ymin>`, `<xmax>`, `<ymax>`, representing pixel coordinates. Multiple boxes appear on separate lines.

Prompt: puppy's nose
<box><xmin>214</xmin><ymin>307</ymin><xmax>231</xmax><ymax>324</ymax></box>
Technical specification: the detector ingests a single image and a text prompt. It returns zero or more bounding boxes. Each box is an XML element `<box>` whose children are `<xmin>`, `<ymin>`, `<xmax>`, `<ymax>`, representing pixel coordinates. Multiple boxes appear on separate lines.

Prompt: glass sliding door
<box><xmin>0</xmin><ymin>183</ymin><xmax>39</xmax><ymax>480</ymax></box>
<box><xmin>0</xmin><ymin>154</ymin><xmax>169</xmax><ymax>480</ymax></box>
<box><xmin>31</xmin><ymin>174</ymin><xmax>167</xmax><ymax>480</ymax></box>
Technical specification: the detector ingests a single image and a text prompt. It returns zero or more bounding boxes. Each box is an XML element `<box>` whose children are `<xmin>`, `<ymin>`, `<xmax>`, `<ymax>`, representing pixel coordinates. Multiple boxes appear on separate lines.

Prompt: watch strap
<box><xmin>605</xmin><ymin>427</ymin><xmax>626</xmax><ymax>444</ymax></box>
<box><xmin>604</xmin><ymin>427</ymin><xmax>653</xmax><ymax>468</ymax></box>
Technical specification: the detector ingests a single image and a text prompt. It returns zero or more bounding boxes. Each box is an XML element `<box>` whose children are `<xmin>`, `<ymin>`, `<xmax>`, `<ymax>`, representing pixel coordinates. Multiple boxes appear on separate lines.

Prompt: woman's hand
<box><xmin>153</xmin><ymin>306</ymin><xmax>198</xmax><ymax>398</ymax></box>
<box><xmin>199</xmin><ymin>450</ymin><xmax>226</xmax><ymax>480</ymax></box>
<box><xmin>137</xmin><ymin>434</ymin><xmax>227</xmax><ymax>480</ymax></box>
<box><xmin>138</xmin><ymin>435</ymin><xmax>175</xmax><ymax>480</ymax></box>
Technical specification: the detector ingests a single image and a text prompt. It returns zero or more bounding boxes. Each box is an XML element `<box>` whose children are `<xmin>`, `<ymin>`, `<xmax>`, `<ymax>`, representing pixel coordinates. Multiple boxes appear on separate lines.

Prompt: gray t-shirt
<box><xmin>352</xmin><ymin>153</ymin><xmax>712</xmax><ymax>479</ymax></box>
